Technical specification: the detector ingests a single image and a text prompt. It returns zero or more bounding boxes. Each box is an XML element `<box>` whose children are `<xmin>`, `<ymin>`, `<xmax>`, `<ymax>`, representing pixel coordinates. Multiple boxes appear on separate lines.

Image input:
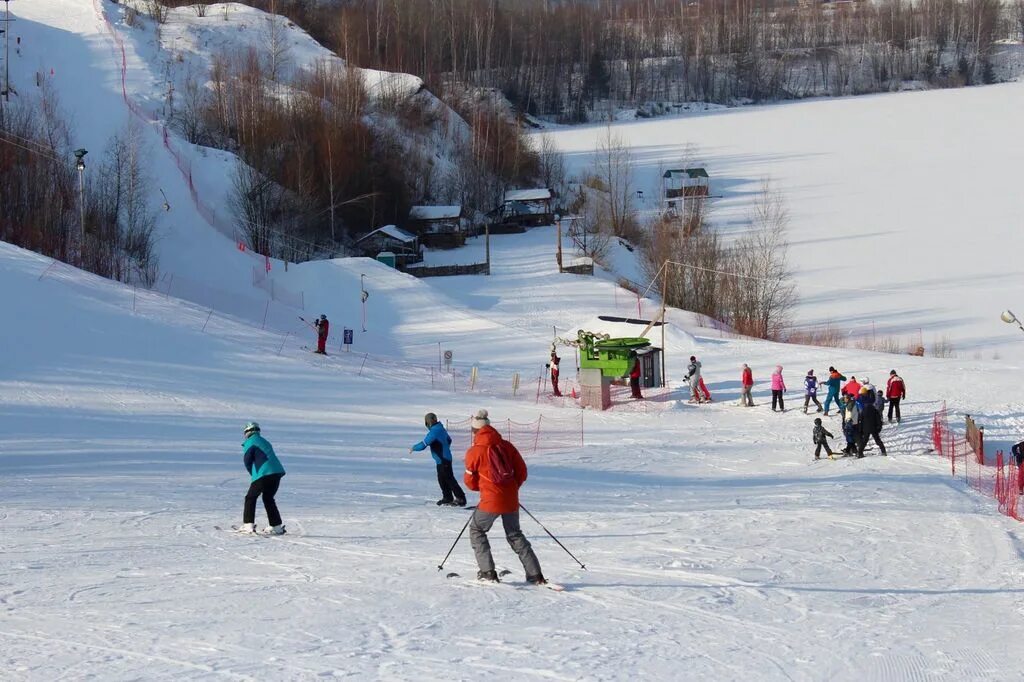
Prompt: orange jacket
<box><xmin>463</xmin><ymin>425</ymin><xmax>528</xmax><ymax>514</ymax></box>
<box><xmin>842</xmin><ymin>378</ymin><xmax>862</xmax><ymax>397</ymax></box>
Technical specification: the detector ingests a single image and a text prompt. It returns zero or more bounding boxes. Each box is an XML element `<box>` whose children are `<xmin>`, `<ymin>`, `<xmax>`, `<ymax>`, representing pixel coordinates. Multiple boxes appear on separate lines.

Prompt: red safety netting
<box><xmin>931</xmin><ymin>403</ymin><xmax>1020</xmax><ymax>521</ymax></box>
<box><xmin>444</xmin><ymin>414</ymin><xmax>585</xmax><ymax>456</ymax></box>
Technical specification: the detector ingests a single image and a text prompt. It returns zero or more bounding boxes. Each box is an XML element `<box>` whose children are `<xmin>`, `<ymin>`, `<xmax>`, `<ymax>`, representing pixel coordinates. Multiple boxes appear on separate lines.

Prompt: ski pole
<box><xmin>437</xmin><ymin>510</ymin><xmax>474</xmax><ymax>572</ymax></box>
<box><xmin>519</xmin><ymin>504</ymin><xmax>586</xmax><ymax>570</ymax></box>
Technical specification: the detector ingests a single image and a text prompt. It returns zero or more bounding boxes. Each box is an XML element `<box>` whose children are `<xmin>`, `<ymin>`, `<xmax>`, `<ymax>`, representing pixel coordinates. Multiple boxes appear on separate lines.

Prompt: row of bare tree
<box><xmin>214</xmin><ymin>0</ymin><xmax>1019</xmax><ymax>121</ymax></box>
<box><xmin>0</xmin><ymin>91</ymin><xmax>157</xmax><ymax>283</ymax></box>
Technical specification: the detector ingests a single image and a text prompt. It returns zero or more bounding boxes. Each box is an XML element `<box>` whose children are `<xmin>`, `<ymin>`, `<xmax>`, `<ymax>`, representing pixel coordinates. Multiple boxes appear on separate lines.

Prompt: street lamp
<box><xmin>73</xmin><ymin>148</ymin><xmax>87</xmax><ymax>266</ymax></box>
<box><xmin>1001</xmin><ymin>310</ymin><xmax>1024</xmax><ymax>334</ymax></box>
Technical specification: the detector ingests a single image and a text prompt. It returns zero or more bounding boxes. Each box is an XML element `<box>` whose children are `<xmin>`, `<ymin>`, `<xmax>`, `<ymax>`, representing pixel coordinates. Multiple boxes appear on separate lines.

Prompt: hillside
<box><xmin>7</xmin><ymin>225</ymin><xmax>1024</xmax><ymax>678</ymax></box>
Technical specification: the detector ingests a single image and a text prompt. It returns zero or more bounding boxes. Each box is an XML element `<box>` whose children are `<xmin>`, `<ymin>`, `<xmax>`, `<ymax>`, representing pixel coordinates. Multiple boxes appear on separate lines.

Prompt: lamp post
<box><xmin>1001</xmin><ymin>310</ymin><xmax>1024</xmax><ymax>334</ymax></box>
<box><xmin>73</xmin><ymin>148</ymin><xmax>87</xmax><ymax>267</ymax></box>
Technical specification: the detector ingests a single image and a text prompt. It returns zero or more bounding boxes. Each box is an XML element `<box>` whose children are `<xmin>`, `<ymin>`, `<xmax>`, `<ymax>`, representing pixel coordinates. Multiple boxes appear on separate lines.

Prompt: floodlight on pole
<box><xmin>73</xmin><ymin>148</ymin><xmax>87</xmax><ymax>267</ymax></box>
<box><xmin>1001</xmin><ymin>310</ymin><xmax>1024</xmax><ymax>334</ymax></box>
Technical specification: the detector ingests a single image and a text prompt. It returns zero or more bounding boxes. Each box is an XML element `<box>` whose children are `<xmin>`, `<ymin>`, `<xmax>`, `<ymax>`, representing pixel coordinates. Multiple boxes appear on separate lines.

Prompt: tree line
<box><xmin>0</xmin><ymin>91</ymin><xmax>158</xmax><ymax>284</ymax></box>
<box><xmin>215</xmin><ymin>0</ymin><xmax>1020</xmax><ymax>122</ymax></box>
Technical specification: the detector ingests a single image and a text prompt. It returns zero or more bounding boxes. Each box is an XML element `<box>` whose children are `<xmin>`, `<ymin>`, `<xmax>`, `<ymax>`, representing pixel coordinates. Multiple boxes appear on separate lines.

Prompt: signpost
<box><xmin>343</xmin><ymin>328</ymin><xmax>353</xmax><ymax>351</ymax></box>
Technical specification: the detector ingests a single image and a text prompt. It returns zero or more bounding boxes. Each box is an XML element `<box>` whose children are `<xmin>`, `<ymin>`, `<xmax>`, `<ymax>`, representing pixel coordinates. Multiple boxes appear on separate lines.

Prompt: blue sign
<box><xmin>343</xmin><ymin>328</ymin><xmax>354</xmax><ymax>345</ymax></box>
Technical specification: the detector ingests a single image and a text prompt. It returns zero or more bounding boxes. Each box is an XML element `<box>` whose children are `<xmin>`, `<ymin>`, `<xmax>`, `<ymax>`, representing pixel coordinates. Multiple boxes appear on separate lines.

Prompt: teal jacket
<box><xmin>242</xmin><ymin>433</ymin><xmax>286</xmax><ymax>482</ymax></box>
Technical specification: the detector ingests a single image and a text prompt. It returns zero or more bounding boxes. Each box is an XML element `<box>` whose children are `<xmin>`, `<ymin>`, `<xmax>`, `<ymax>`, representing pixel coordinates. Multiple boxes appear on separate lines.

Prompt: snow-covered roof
<box><xmin>504</xmin><ymin>188</ymin><xmax>552</xmax><ymax>202</ymax></box>
<box><xmin>663</xmin><ymin>168</ymin><xmax>709</xmax><ymax>179</ymax></box>
<box><xmin>409</xmin><ymin>205</ymin><xmax>462</xmax><ymax>221</ymax></box>
<box><xmin>356</xmin><ymin>225</ymin><xmax>417</xmax><ymax>244</ymax></box>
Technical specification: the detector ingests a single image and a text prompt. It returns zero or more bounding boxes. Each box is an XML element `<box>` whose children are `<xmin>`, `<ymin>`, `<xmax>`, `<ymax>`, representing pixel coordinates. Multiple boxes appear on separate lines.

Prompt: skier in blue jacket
<box><xmin>239</xmin><ymin>422</ymin><xmax>286</xmax><ymax>534</ymax></box>
<box><xmin>411</xmin><ymin>413</ymin><xmax>466</xmax><ymax>507</ymax></box>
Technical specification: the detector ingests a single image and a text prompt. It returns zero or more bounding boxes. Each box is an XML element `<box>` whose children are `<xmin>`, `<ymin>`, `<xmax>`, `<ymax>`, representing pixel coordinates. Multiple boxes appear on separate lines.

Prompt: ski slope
<box><xmin>543</xmin><ymin>80</ymin><xmax>1024</xmax><ymax>363</ymax></box>
<box><xmin>6</xmin><ymin>232</ymin><xmax>1024</xmax><ymax>680</ymax></box>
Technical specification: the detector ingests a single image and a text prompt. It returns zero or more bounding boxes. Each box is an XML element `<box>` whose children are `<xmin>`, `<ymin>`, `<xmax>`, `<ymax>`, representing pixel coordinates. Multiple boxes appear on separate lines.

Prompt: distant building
<box><xmin>407</xmin><ymin>205</ymin><xmax>468</xmax><ymax>249</ymax></box>
<box><xmin>355</xmin><ymin>225</ymin><xmax>422</xmax><ymax>268</ymax></box>
<box><xmin>498</xmin><ymin>188</ymin><xmax>554</xmax><ymax>227</ymax></box>
<box><xmin>662</xmin><ymin>168</ymin><xmax>710</xmax><ymax>201</ymax></box>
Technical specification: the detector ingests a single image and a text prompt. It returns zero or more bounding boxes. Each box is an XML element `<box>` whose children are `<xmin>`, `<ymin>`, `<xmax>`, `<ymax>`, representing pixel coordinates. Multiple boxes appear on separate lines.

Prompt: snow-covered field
<box><xmin>7</xmin><ymin>228</ymin><xmax>1024</xmax><ymax>679</ymax></box>
<box><xmin>543</xmin><ymin>81</ymin><xmax>1024</xmax><ymax>363</ymax></box>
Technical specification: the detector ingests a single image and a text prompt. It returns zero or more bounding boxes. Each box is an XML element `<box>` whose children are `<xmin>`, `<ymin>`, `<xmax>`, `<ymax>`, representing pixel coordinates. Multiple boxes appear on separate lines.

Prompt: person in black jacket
<box><xmin>1012</xmin><ymin>441</ymin><xmax>1024</xmax><ymax>495</ymax></box>
<box><xmin>812</xmin><ymin>418</ymin><xmax>835</xmax><ymax>460</ymax></box>
<box><xmin>856</xmin><ymin>401</ymin><xmax>887</xmax><ymax>458</ymax></box>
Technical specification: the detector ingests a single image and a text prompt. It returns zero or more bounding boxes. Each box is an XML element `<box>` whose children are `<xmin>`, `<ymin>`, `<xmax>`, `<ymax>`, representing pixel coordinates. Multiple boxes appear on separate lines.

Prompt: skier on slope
<box><xmin>803</xmin><ymin>369</ymin><xmax>823</xmax><ymax>414</ymax></box>
<box><xmin>886</xmin><ymin>370</ymin><xmax>907</xmax><ymax>424</ymax></box>
<box><xmin>874</xmin><ymin>389</ymin><xmax>887</xmax><ymax>414</ymax></box>
<box><xmin>770</xmin><ymin>365</ymin><xmax>787</xmax><ymax>412</ymax></box>
<box><xmin>822</xmin><ymin>366</ymin><xmax>846</xmax><ymax>416</ymax></box>
<box><xmin>740</xmin><ymin>363</ymin><xmax>754</xmax><ymax>407</ymax></box>
<box><xmin>1011</xmin><ymin>440</ymin><xmax>1024</xmax><ymax>495</ymax></box>
<box><xmin>842</xmin><ymin>398</ymin><xmax>861</xmax><ymax>455</ymax></box>
<box><xmin>463</xmin><ymin>409</ymin><xmax>546</xmax><ymax>585</ymax></box>
<box><xmin>629</xmin><ymin>355</ymin><xmax>643</xmax><ymax>400</ymax></box>
<box><xmin>238</xmin><ymin>422</ymin><xmax>287</xmax><ymax>534</ymax></box>
<box><xmin>411</xmin><ymin>413</ymin><xmax>466</xmax><ymax>507</ymax></box>
<box><xmin>861</xmin><ymin>376</ymin><xmax>876</xmax><ymax>396</ymax></box>
<box><xmin>684</xmin><ymin>356</ymin><xmax>703</xmax><ymax>403</ymax></box>
<box><xmin>549</xmin><ymin>352</ymin><xmax>562</xmax><ymax>397</ymax></box>
<box><xmin>812</xmin><ymin>417</ymin><xmax>835</xmax><ymax>460</ymax></box>
<box><xmin>856</xmin><ymin>392</ymin><xmax>887</xmax><ymax>458</ymax></box>
<box><xmin>313</xmin><ymin>314</ymin><xmax>330</xmax><ymax>354</ymax></box>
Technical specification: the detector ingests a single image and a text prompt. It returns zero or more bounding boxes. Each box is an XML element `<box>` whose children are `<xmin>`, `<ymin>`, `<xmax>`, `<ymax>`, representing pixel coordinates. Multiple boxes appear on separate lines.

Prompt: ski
<box><xmin>445</xmin><ymin>570</ymin><xmax>565</xmax><ymax>591</ymax></box>
<box><xmin>216</xmin><ymin>525</ymin><xmax>288</xmax><ymax>537</ymax></box>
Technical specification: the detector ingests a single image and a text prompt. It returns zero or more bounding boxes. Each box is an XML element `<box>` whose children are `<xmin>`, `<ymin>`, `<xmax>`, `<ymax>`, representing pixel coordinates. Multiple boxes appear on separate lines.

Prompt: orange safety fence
<box><xmin>931</xmin><ymin>402</ymin><xmax>1020</xmax><ymax>521</ymax></box>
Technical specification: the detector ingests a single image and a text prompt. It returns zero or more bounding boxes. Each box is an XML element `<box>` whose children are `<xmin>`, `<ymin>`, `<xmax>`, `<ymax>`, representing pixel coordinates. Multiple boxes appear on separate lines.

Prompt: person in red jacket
<box><xmin>549</xmin><ymin>352</ymin><xmax>562</xmax><ymax>397</ymax></box>
<box><xmin>740</xmin><ymin>363</ymin><xmax>754</xmax><ymax>407</ymax></box>
<box><xmin>629</xmin><ymin>356</ymin><xmax>643</xmax><ymax>399</ymax></box>
<box><xmin>463</xmin><ymin>409</ymin><xmax>545</xmax><ymax>584</ymax></box>
<box><xmin>842</xmin><ymin>375</ymin><xmax>862</xmax><ymax>399</ymax></box>
<box><xmin>313</xmin><ymin>314</ymin><xmax>329</xmax><ymax>354</ymax></box>
<box><xmin>885</xmin><ymin>370</ymin><xmax>906</xmax><ymax>423</ymax></box>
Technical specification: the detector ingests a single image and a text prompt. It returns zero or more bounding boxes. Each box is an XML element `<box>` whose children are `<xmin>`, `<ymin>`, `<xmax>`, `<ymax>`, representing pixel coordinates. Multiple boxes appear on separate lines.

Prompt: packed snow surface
<box><xmin>6</xmin><ymin>230</ymin><xmax>1024</xmax><ymax>680</ymax></box>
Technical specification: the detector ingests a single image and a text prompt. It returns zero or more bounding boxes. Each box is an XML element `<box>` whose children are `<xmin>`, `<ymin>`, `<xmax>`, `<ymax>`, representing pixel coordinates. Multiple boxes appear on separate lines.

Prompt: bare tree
<box><xmin>726</xmin><ymin>181</ymin><xmax>798</xmax><ymax>340</ymax></box>
<box><xmin>593</xmin><ymin>126</ymin><xmax>636</xmax><ymax>239</ymax></box>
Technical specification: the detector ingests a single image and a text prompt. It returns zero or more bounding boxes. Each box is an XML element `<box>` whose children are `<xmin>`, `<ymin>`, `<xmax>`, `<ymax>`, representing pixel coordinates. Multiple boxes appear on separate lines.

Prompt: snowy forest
<box><xmin>220</xmin><ymin>0</ymin><xmax>1024</xmax><ymax>119</ymax></box>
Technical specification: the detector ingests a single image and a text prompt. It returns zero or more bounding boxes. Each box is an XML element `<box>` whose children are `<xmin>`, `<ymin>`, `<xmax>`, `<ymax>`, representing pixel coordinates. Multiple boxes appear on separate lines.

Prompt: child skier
<box><xmin>842</xmin><ymin>399</ymin><xmax>860</xmax><ymax>455</ymax></box>
<box><xmin>803</xmin><ymin>370</ymin><xmax>823</xmax><ymax>414</ymax></box>
<box><xmin>239</xmin><ymin>422</ymin><xmax>287</xmax><ymax>534</ymax></box>
<box><xmin>549</xmin><ymin>352</ymin><xmax>562</xmax><ymax>397</ymax></box>
<box><xmin>411</xmin><ymin>413</ymin><xmax>466</xmax><ymax>507</ymax></box>
<box><xmin>812</xmin><ymin>417</ymin><xmax>835</xmax><ymax>460</ymax></box>
<box><xmin>684</xmin><ymin>356</ymin><xmax>702</xmax><ymax>403</ymax></box>
<box><xmin>770</xmin><ymin>365</ymin><xmax>787</xmax><ymax>412</ymax></box>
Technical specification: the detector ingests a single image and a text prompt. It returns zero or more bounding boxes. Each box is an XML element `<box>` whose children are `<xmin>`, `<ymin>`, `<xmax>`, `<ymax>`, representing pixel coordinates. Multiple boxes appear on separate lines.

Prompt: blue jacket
<box><xmin>804</xmin><ymin>375</ymin><xmax>818</xmax><ymax>396</ymax></box>
<box><xmin>242</xmin><ymin>433</ymin><xmax>286</xmax><ymax>482</ymax></box>
<box><xmin>412</xmin><ymin>422</ymin><xmax>453</xmax><ymax>465</ymax></box>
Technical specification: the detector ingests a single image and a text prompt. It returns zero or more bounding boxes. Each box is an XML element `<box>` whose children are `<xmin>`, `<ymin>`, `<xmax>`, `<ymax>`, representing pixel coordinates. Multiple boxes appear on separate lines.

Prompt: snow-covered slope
<box><xmin>543</xmin><ymin>81</ymin><xmax>1024</xmax><ymax>363</ymax></box>
<box><xmin>7</xmin><ymin>228</ymin><xmax>1024</xmax><ymax>678</ymax></box>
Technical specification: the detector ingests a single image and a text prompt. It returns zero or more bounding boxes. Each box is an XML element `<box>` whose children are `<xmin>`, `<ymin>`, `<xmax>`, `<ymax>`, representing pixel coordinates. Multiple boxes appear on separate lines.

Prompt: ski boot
<box><xmin>235</xmin><ymin>523</ymin><xmax>256</xmax><ymax>534</ymax></box>
<box><xmin>526</xmin><ymin>573</ymin><xmax>548</xmax><ymax>586</ymax></box>
<box><xmin>263</xmin><ymin>525</ymin><xmax>286</xmax><ymax>535</ymax></box>
<box><xmin>477</xmin><ymin>570</ymin><xmax>500</xmax><ymax>582</ymax></box>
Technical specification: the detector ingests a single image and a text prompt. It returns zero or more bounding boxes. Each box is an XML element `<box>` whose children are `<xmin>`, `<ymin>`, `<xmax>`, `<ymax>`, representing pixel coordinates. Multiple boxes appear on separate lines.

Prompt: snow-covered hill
<box><xmin>7</xmin><ymin>225</ymin><xmax>1024</xmax><ymax>678</ymax></box>
<box><xmin>543</xmin><ymin>80</ymin><xmax>1024</xmax><ymax>363</ymax></box>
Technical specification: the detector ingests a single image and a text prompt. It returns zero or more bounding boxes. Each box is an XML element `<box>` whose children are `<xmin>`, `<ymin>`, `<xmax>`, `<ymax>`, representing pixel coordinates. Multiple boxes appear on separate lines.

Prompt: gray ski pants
<box><xmin>469</xmin><ymin>509</ymin><xmax>542</xmax><ymax>577</ymax></box>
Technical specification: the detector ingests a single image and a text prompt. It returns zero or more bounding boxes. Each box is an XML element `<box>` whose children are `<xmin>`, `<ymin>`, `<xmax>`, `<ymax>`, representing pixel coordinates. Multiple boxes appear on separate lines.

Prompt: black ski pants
<box><xmin>887</xmin><ymin>397</ymin><xmax>902</xmax><ymax>422</ymax></box>
<box><xmin>772</xmin><ymin>390</ymin><xmax>785</xmax><ymax>411</ymax></box>
<box><xmin>857</xmin><ymin>431</ymin><xmax>887</xmax><ymax>457</ymax></box>
<box><xmin>804</xmin><ymin>394</ymin><xmax>823</xmax><ymax>411</ymax></box>
<box><xmin>436</xmin><ymin>460</ymin><xmax>466</xmax><ymax>504</ymax></box>
<box><xmin>244</xmin><ymin>473</ymin><xmax>283</xmax><ymax>526</ymax></box>
<box><xmin>814</xmin><ymin>441</ymin><xmax>834</xmax><ymax>458</ymax></box>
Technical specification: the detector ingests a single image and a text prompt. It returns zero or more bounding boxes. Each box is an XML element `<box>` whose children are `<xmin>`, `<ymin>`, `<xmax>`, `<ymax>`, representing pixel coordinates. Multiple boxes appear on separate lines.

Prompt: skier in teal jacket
<box><xmin>822</xmin><ymin>367</ymin><xmax>846</xmax><ymax>416</ymax></box>
<box><xmin>239</xmin><ymin>422</ymin><xmax>286</xmax><ymax>534</ymax></box>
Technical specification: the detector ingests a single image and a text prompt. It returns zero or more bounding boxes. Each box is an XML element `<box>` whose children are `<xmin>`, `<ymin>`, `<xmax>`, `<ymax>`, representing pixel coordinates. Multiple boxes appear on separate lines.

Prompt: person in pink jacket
<box><xmin>771</xmin><ymin>365</ymin><xmax>787</xmax><ymax>412</ymax></box>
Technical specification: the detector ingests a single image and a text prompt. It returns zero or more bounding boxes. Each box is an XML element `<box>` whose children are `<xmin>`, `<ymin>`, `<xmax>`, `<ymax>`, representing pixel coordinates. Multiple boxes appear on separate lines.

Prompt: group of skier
<box><xmin>235</xmin><ymin>410</ymin><xmax>549</xmax><ymax>585</ymax></box>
